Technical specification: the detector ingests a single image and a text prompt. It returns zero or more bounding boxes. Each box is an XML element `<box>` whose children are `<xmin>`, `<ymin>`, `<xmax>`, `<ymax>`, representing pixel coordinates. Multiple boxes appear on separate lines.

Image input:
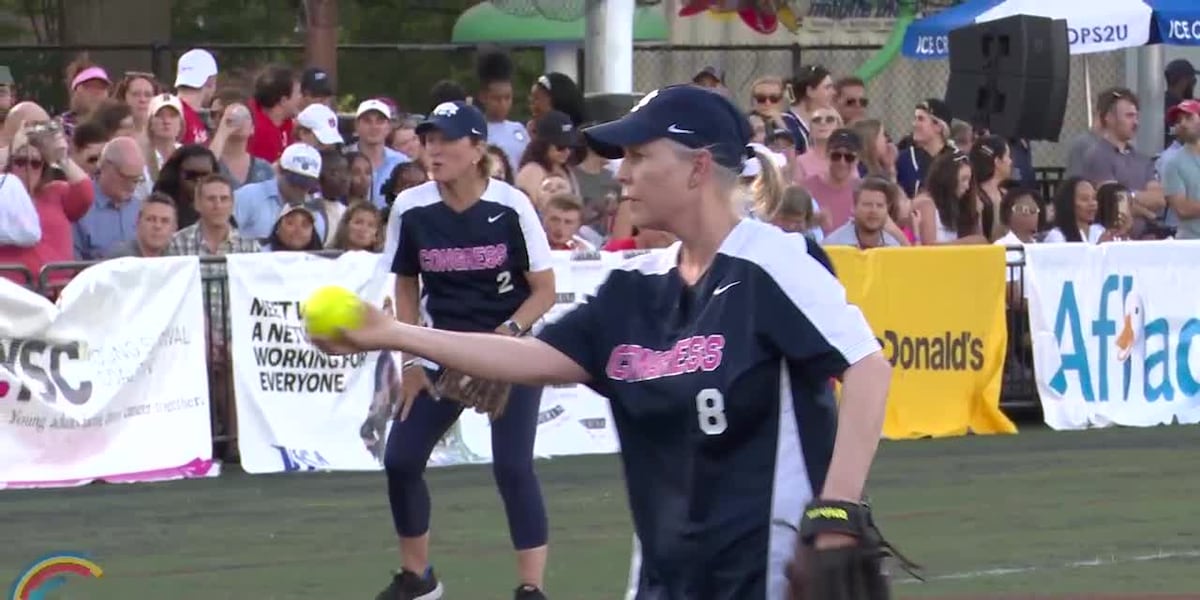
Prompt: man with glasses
<box><xmin>233</xmin><ymin>143</ymin><xmax>329</xmax><ymax>242</ymax></box>
<box><xmin>803</xmin><ymin>128</ymin><xmax>863</xmax><ymax>232</ymax></box>
<box><xmin>834</xmin><ymin>76</ymin><xmax>868</xmax><ymax>125</ymax></box>
<box><xmin>73</xmin><ymin>136</ymin><xmax>146</xmax><ymax>259</ymax></box>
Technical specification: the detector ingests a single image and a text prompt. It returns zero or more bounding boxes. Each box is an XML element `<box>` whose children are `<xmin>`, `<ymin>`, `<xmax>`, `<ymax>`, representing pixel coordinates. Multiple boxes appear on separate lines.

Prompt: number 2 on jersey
<box><xmin>695</xmin><ymin>388</ymin><xmax>727</xmax><ymax>435</ymax></box>
<box><xmin>496</xmin><ymin>270</ymin><xmax>514</xmax><ymax>294</ymax></box>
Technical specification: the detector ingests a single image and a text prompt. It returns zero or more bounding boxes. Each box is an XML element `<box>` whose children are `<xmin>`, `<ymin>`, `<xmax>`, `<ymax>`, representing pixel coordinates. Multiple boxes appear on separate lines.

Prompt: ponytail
<box><xmin>750</xmin><ymin>150</ymin><xmax>785</xmax><ymax>219</ymax></box>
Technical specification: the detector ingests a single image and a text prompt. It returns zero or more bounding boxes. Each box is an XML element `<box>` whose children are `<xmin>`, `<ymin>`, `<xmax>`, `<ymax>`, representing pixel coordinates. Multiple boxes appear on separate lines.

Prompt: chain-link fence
<box><xmin>2</xmin><ymin>41</ymin><xmax>1123</xmax><ymax>166</ymax></box>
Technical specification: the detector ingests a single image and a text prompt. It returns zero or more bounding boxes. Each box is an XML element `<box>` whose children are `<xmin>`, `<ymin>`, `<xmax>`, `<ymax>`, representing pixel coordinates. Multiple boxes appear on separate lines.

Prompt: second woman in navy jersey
<box><xmin>377</xmin><ymin>100</ymin><xmax>556</xmax><ymax>600</ymax></box>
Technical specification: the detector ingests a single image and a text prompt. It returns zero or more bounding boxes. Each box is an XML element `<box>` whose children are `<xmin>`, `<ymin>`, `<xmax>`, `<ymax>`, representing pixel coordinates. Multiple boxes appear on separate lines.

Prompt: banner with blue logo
<box><xmin>1025</xmin><ymin>241</ymin><xmax>1200</xmax><ymax>430</ymax></box>
<box><xmin>901</xmin><ymin>0</ymin><xmax>1177</xmax><ymax>59</ymax></box>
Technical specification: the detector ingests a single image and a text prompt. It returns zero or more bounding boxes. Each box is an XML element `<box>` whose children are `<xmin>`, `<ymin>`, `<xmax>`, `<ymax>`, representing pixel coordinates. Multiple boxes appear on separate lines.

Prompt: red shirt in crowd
<box><xmin>180</xmin><ymin>100</ymin><xmax>210</xmax><ymax>145</ymax></box>
<box><xmin>246</xmin><ymin>100</ymin><xmax>293</xmax><ymax>163</ymax></box>
<box><xmin>0</xmin><ymin>179</ymin><xmax>94</xmax><ymax>285</ymax></box>
<box><xmin>602</xmin><ymin>237</ymin><xmax>638</xmax><ymax>251</ymax></box>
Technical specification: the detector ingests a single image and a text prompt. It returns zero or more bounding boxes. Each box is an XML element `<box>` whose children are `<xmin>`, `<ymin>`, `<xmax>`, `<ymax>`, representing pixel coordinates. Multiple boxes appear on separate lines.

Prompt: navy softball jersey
<box><xmin>538</xmin><ymin>218</ymin><xmax>880</xmax><ymax>600</ymax></box>
<box><xmin>384</xmin><ymin>179</ymin><xmax>553</xmax><ymax>332</ymax></box>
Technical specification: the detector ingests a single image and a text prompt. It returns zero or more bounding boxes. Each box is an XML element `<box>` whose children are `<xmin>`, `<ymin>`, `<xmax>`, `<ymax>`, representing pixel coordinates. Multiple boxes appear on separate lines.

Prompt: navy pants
<box><xmin>384</xmin><ymin>371</ymin><xmax>548</xmax><ymax>550</ymax></box>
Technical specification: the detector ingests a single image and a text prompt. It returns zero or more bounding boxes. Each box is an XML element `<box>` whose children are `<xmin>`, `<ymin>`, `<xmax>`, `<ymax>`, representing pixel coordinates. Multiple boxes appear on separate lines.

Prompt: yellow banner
<box><xmin>825</xmin><ymin>246</ymin><xmax>1017</xmax><ymax>439</ymax></box>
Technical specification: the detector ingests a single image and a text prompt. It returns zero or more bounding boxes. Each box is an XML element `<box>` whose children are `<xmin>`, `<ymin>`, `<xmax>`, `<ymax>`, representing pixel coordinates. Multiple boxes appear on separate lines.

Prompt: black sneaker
<box><xmin>375</xmin><ymin>569</ymin><xmax>444</xmax><ymax>600</ymax></box>
<box><xmin>514</xmin><ymin>584</ymin><xmax>547</xmax><ymax>600</ymax></box>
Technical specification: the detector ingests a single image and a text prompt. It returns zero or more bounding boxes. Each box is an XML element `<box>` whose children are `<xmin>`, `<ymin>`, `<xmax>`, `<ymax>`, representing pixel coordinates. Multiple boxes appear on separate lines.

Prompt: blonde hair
<box><xmin>851</xmin><ymin>119</ymin><xmax>886</xmax><ymax>178</ymax></box>
<box><xmin>749</xmin><ymin>150</ymin><xmax>786</xmax><ymax>218</ymax></box>
<box><xmin>331</xmin><ymin>201</ymin><xmax>383</xmax><ymax>251</ymax></box>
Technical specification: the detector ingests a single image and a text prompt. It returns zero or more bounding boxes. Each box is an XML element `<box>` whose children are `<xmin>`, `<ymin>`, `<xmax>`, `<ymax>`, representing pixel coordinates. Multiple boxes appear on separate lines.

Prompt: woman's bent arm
<box><xmin>371</xmin><ymin>320</ymin><xmax>590</xmax><ymax>386</ymax></box>
<box><xmin>820</xmin><ymin>352</ymin><xmax>891</xmax><ymax>502</ymax></box>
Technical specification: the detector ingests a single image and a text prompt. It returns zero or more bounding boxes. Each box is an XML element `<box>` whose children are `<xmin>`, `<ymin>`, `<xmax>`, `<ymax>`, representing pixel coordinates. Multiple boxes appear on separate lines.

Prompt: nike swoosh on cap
<box><xmin>667</xmin><ymin>124</ymin><xmax>695</xmax><ymax>134</ymax></box>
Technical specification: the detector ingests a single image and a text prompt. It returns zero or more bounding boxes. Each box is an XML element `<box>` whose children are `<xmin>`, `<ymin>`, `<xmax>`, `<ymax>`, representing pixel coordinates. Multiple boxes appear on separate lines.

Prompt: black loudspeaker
<box><xmin>583</xmin><ymin>92</ymin><xmax>645</xmax><ymax>125</ymax></box>
<box><xmin>945</xmin><ymin>14</ymin><xmax>1070</xmax><ymax>142</ymax></box>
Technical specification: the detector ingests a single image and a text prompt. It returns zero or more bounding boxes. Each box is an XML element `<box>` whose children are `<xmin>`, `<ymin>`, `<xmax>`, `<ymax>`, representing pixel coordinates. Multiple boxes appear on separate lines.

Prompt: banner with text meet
<box><xmin>0</xmin><ymin>257</ymin><xmax>213</xmax><ymax>489</ymax></box>
<box><xmin>226</xmin><ymin>251</ymin><xmax>623</xmax><ymax>474</ymax></box>
<box><xmin>825</xmin><ymin>245</ymin><xmax>1015</xmax><ymax>439</ymax></box>
<box><xmin>1025</xmin><ymin>241</ymin><xmax>1200</xmax><ymax>430</ymax></box>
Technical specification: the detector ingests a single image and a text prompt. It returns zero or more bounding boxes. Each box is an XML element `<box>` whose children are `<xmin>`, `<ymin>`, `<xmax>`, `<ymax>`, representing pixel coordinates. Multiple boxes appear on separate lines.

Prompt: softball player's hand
<box><xmin>307</xmin><ymin>304</ymin><xmax>395</xmax><ymax>356</ymax></box>
<box><xmin>398</xmin><ymin>367</ymin><xmax>437</xmax><ymax>422</ymax></box>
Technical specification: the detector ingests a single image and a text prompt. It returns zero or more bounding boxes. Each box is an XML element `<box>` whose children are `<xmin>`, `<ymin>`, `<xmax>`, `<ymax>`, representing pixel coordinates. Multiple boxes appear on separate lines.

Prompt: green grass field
<box><xmin>3</xmin><ymin>425</ymin><xmax>1199</xmax><ymax>599</ymax></box>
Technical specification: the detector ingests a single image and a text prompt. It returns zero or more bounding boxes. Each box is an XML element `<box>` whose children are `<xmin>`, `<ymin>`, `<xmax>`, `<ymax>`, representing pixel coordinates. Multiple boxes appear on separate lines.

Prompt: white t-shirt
<box><xmin>993</xmin><ymin>231</ymin><xmax>1030</xmax><ymax>288</ymax></box>
<box><xmin>1042</xmin><ymin>223</ymin><xmax>1105</xmax><ymax>244</ymax></box>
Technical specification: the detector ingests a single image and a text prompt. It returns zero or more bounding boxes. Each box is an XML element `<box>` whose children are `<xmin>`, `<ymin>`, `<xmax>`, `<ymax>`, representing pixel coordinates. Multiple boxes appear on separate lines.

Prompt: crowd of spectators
<box><xmin>0</xmin><ymin>47</ymin><xmax>1196</xmax><ymax>296</ymax></box>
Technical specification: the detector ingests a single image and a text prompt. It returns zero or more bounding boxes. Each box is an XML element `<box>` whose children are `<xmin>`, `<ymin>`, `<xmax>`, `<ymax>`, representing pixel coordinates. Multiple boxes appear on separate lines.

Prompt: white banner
<box><xmin>0</xmin><ymin>256</ymin><xmax>214</xmax><ymax>489</ymax></box>
<box><xmin>1025</xmin><ymin>241</ymin><xmax>1200</xmax><ymax>430</ymax></box>
<box><xmin>228</xmin><ymin>251</ymin><xmax>399</xmax><ymax>474</ymax></box>
<box><xmin>227</xmin><ymin>250</ymin><xmax>633</xmax><ymax>474</ymax></box>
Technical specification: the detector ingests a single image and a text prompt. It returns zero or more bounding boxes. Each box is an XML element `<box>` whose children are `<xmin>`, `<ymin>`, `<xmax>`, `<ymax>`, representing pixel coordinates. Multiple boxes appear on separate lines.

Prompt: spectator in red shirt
<box><xmin>247</xmin><ymin>65</ymin><xmax>300</xmax><ymax>163</ymax></box>
<box><xmin>174</xmin><ymin>48</ymin><xmax>219</xmax><ymax>145</ymax></box>
<box><xmin>0</xmin><ymin>124</ymin><xmax>94</xmax><ymax>284</ymax></box>
<box><xmin>602</xmin><ymin>227</ymin><xmax>676</xmax><ymax>252</ymax></box>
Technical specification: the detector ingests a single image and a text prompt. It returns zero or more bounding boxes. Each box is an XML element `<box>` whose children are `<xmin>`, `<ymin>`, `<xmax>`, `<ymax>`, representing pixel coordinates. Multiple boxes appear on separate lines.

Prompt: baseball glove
<box><xmin>435</xmin><ymin>368</ymin><xmax>512</xmax><ymax>420</ymax></box>
<box><xmin>785</xmin><ymin>500</ymin><xmax>921</xmax><ymax>600</ymax></box>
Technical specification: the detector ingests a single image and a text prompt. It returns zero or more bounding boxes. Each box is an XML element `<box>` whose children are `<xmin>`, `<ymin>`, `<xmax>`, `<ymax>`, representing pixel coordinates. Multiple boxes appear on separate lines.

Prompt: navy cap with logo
<box><xmin>582</xmin><ymin>85</ymin><xmax>753</xmax><ymax>170</ymax></box>
<box><xmin>416</xmin><ymin>101</ymin><xmax>488</xmax><ymax>142</ymax></box>
<box><xmin>301</xmin><ymin>67</ymin><xmax>334</xmax><ymax>97</ymax></box>
<box><xmin>533</xmin><ymin>110</ymin><xmax>580</xmax><ymax>147</ymax></box>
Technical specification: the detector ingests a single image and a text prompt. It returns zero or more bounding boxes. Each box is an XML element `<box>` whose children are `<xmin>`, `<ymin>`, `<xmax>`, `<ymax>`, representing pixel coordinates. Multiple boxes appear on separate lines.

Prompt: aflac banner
<box><xmin>0</xmin><ymin>256</ymin><xmax>214</xmax><ymax>489</ymax></box>
<box><xmin>1025</xmin><ymin>241</ymin><xmax>1200</xmax><ymax>430</ymax></box>
<box><xmin>825</xmin><ymin>246</ymin><xmax>1015</xmax><ymax>439</ymax></box>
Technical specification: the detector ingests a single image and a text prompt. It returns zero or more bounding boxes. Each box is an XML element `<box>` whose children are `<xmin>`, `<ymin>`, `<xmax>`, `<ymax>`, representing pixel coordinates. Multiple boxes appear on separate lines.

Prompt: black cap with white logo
<box><xmin>582</xmin><ymin>85</ymin><xmax>753</xmax><ymax>170</ymax></box>
<box><xmin>417</xmin><ymin>101</ymin><xmax>488</xmax><ymax>142</ymax></box>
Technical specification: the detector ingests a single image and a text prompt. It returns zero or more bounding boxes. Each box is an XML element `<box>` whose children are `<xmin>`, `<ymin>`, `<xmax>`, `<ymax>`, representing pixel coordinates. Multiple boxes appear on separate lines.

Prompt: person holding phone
<box><xmin>1096</xmin><ymin>181</ymin><xmax>1133</xmax><ymax>241</ymax></box>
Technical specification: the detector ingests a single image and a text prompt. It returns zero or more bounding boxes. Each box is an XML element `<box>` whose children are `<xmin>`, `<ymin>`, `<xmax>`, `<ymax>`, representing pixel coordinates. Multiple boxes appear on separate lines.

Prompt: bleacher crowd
<box><xmin>0</xmin><ymin>47</ymin><xmax>1197</xmax><ymax>295</ymax></box>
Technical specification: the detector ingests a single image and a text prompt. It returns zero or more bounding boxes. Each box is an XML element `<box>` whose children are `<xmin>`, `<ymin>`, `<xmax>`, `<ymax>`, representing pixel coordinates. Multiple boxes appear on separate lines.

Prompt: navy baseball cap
<box><xmin>416</xmin><ymin>101</ymin><xmax>488</xmax><ymax>142</ymax></box>
<box><xmin>582</xmin><ymin>85</ymin><xmax>752</xmax><ymax>170</ymax></box>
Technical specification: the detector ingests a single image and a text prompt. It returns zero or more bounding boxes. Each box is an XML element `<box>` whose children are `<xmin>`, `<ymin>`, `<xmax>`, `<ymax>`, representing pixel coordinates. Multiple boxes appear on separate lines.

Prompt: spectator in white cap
<box><xmin>353</xmin><ymin>98</ymin><xmax>408</xmax><ymax>208</ymax></box>
<box><xmin>174</xmin><ymin>48</ymin><xmax>218</xmax><ymax>145</ymax></box>
<box><xmin>207</xmin><ymin>89</ymin><xmax>274</xmax><ymax>189</ymax></box>
<box><xmin>263</xmin><ymin>203</ymin><xmax>323</xmax><ymax>252</ymax></box>
<box><xmin>145</xmin><ymin>93</ymin><xmax>184</xmax><ymax>182</ymax></box>
<box><xmin>233</xmin><ymin>142</ymin><xmax>329</xmax><ymax>242</ymax></box>
<box><xmin>294</xmin><ymin>102</ymin><xmax>344</xmax><ymax>151</ymax></box>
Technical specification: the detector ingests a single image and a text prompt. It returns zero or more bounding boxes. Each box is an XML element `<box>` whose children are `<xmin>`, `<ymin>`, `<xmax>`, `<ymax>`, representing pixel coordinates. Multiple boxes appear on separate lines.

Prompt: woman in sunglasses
<box><xmin>151</xmin><ymin>144</ymin><xmax>219</xmax><ymax>229</ymax></box>
<box><xmin>792</xmin><ymin>106</ymin><xmax>843</xmax><ymax>182</ymax></box>
<box><xmin>0</xmin><ymin>123</ymin><xmax>93</xmax><ymax>282</ymax></box>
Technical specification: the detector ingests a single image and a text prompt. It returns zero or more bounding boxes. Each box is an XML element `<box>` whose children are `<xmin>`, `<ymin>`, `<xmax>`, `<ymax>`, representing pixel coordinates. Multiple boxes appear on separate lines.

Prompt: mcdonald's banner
<box><xmin>824</xmin><ymin>246</ymin><xmax>1016</xmax><ymax>439</ymax></box>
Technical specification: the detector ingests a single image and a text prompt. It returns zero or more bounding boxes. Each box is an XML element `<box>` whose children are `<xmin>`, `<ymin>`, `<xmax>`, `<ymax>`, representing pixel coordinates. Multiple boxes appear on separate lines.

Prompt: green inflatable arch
<box><xmin>452</xmin><ymin>2</ymin><xmax>669</xmax><ymax>44</ymax></box>
<box><xmin>854</xmin><ymin>0</ymin><xmax>919</xmax><ymax>82</ymax></box>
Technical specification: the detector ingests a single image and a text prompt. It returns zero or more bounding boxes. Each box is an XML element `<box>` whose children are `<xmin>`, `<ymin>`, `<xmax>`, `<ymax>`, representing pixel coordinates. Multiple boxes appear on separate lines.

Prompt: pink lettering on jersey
<box><xmin>419</xmin><ymin>244</ymin><xmax>508</xmax><ymax>272</ymax></box>
<box><xmin>604</xmin><ymin>335</ymin><xmax>726</xmax><ymax>383</ymax></box>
